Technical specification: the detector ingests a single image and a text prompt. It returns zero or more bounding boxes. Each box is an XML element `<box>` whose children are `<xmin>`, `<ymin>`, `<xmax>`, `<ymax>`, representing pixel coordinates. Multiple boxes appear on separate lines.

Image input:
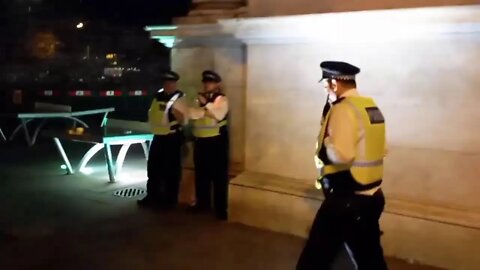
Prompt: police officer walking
<box><xmin>138</xmin><ymin>71</ymin><xmax>188</xmax><ymax>209</ymax></box>
<box><xmin>189</xmin><ymin>70</ymin><xmax>230</xmax><ymax>220</ymax></box>
<box><xmin>296</xmin><ymin>61</ymin><xmax>388</xmax><ymax>270</ymax></box>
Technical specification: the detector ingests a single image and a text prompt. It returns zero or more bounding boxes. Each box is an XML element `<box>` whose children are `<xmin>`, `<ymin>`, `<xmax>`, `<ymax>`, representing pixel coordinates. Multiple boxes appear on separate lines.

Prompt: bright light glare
<box><xmin>152</xmin><ymin>36</ymin><xmax>176</xmax><ymax>48</ymax></box>
<box><xmin>79</xmin><ymin>167</ymin><xmax>94</xmax><ymax>175</ymax></box>
<box><xmin>76</xmin><ymin>22</ymin><xmax>84</xmax><ymax>29</ymax></box>
<box><xmin>144</xmin><ymin>25</ymin><xmax>178</xmax><ymax>31</ymax></box>
<box><xmin>117</xmin><ymin>167</ymin><xmax>148</xmax><ymax>183</ymax></box>
<box><xmin>219</xmin><ymin>5</ymin><xmax>480</xmax><ymax>43</ymax></box>
<box><xmin>60</xmin><ymin>164</ymin><xmax>67</xmax><ymax>170</ymax></box>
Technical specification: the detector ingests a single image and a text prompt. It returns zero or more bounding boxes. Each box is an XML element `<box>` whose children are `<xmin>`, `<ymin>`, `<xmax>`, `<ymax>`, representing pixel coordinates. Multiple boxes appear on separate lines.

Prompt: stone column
<box><xmin>146</xmin><ymin>0</ymin><xmax>248</xmax><ymax>205</ymax></box>
<box><xmin>147</xmin><ymin>23</ymin><xmax>247</xmax><ymax>173</ymax></box>
<box><xmin>174</xmin><ymin>0</ymin><xmax>247</xmax><ymax>24</ymax></box>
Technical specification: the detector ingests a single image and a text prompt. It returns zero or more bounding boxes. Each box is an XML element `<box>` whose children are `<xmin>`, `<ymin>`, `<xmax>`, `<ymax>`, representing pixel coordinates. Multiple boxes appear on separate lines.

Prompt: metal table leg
<box><xmin>66</xmin><ymin>117</ymin><xmax>89</xmax><ymax>128</ymax></box>
<box><xmin>104</xmin><ymin>143</ymin><xmax>116</xmax><ymax>183</ymax></box>
<box><xmin>22</xmin><ymin>119</ymin><xmax>34</xmax><ymax>146</ymax></box>
<box><xmin>101</xmin><ymin>112</ymin><xmax>110</xmax><ymax>127</ymax></box>
<box><xmin>9</xmin><ymin>119</ymin><xmax>33</xmax><ymax>144</ymax></box>
<box><xmin>78</xmin><ymin>143</ymin><xmax>104</xmax><ymax>172</ymax></box>
<box><xmin>115</xmin><ymin>143</ymin><xmax>132</xmax><ymax>177</ymax></box>
<box><xmin>0</xmin><ymin>128</ymin><xmax>6</xmax><ymax>141</ymax></box>
<box><xmin>31</xmin><ymin>119</ymin><xmax>47</xmax><ymax>146</ymax></box>
<box><xmin>53</xmin><ymin>137</ymin><xmax>74</xmax><ymax>174</ymax></box>
<box><xmin>141</xmin><ymin>141</ymin><xmax>149</xmax><ymax>160</ymax></box>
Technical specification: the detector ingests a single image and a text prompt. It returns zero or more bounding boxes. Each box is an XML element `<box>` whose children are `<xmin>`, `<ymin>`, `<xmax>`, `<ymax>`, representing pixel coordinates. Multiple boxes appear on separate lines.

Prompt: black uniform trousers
<box><xmin>146</xmin><ymin>132</ymin><xmax>183</xmax><ymax>206</ymax></box>
<box><xmin>193</xmin><ymin>132</ymin><xmax>229</xmax><ymax>218</ymax></box>
<box><xmin>296</xmin><ymin>189</ymin><xmax>388</xmax><ymax>270</ymax></box>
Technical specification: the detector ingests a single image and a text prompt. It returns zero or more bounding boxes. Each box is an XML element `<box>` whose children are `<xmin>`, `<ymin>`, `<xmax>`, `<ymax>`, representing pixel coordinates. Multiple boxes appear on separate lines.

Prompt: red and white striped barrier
<box><xmin>99</xmin><ymin>90</ymin><xmax>122</xmax><ymax>97</ymax></box>
<box><xmin>69</xmin><ymin>90</ymin><xmax>93</xmax><ymax>97</ymax></box>
<box><xmin>37</xmin><ymin>90</ymin><xmax>61</xmax><ymax>97</ymax></box>
<box><xmin>128</xmin><ymin>90</ymin><xmax>148</xmax><ymax>96</ymax></box>
<box><xmin>32</xmin><ymin>89</ymin><xmax>150</xmax><ymax>97</ymax></box>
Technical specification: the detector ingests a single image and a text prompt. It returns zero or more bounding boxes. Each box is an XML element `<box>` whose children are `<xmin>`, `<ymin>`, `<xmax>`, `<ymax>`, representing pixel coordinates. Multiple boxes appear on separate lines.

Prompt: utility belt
<box><xmin>193</xmin><ymin>120</ymin><xmax>228</xmax><ymax>139</ymax></box>
<box><xmin>152</xmin><ymin>125</ymin><xmax>183</xmax><ymax>136</ymax></box>
<box><xmin>168</xmin><ymin>126</ymin><xmax>183</xmax><ymax>135</ymax></box>
<box><xmin>317</xmin><ymin>170</ymin><xmax>382</xmax><ymax>197</ymax></box>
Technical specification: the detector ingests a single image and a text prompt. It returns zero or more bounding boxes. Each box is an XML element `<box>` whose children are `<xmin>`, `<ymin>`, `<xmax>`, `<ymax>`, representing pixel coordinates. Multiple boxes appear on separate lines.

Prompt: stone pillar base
<box><xmin>229</xmin><ymin>172</ymin><xmax>480</xmax><ymax>270</ymax></box>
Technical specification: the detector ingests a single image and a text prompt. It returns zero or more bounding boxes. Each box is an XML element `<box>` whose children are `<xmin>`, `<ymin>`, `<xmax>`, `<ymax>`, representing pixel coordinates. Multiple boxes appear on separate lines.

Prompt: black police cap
<box><xmin>320</xmin><ymin>61</ymin><xmax>360</xmax><ymax>81</ymax></box>
<box><xmin>202</xmin><ymin>70</ymin><xmax>222</xmax><ymax>83</ymax></box>
<box><xmin>162</xmin><ymin>71</ymin><xmax>180</xmax><ymax>81</ymax></box>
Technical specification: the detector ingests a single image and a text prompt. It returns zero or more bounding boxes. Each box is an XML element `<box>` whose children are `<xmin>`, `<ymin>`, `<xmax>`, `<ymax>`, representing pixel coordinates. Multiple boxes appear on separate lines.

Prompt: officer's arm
<box><xmin>189</xmin><ymin>107</ymin><xmax>205</xmax><ymax>120</ymax></box>
<box><xmin>172</xmin><ymin>96</ymin><xmax>189</xmax><ymax>125</ymax></box>
<box><xmin>205</xmin><ymin>96</ymin><xmax>229</xmax><ymax>121</ymax></box>
<box><xmin>384</xmin><ymin>138</ymin><xmax>389</xmax><ymax>157</ymax></box>
<box><xmin>324</xmin><ymin>103</ymin><xmax>358</xmax><ymax>164</ymax></box>
<box><xmin>147</xmin><ymin>98</ymin><xmax>156</xmax><ymax>123</ymax></box>
<box><xmin>321</xmin><ymin>96</ymin><xmax>331</xmax><ymax>124</ymax></box>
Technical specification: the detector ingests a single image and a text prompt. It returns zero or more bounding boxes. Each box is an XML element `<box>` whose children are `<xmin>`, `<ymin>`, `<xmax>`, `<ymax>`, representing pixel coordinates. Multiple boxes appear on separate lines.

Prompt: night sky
<box><xmin>1</xmin><ymin>0</ymin><xmax>192</xmax><ymax>25</ymax></box>
<box><xmin>0</xmin><ymin>0</ymin><xmax>193</xmax><ymax>75</ymax></box>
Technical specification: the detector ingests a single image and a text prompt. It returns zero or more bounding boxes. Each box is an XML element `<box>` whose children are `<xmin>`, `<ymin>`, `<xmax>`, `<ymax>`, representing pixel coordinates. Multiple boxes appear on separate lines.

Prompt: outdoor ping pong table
<box><xmin>0</xmin><ymin>102</ymin><xmax>115</xmax><ymax>146</ymax></box>
<box><xmin>42</xmin><ymin>124</ymin><xmax>153</xmax><ymax>183</ymax></box>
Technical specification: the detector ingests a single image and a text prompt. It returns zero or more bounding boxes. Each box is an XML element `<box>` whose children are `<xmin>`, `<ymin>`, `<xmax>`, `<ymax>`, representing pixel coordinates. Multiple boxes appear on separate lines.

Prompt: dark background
<box><xmin>0</xmin><ymin>0</ymin><xmax>192</xmax><ymax>121</ymax></box>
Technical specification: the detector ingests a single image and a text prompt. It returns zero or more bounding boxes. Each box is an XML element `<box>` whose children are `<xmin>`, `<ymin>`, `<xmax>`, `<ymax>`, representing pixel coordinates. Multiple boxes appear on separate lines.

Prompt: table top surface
<box><xmin>0</xmin><ymin>107</ymin><xmax>115</xmax><ymax>118</ymax></box>
<box><xmin>42</xmin><ymin>127</ymin><xmax>153</xmax><ymax>144</ymax></box>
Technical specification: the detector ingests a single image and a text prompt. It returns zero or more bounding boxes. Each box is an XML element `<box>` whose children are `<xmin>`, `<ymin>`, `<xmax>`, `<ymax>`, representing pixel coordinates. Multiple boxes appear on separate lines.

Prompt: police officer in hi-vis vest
<box><xmin>138</xmin><ymin>71</ymin><xmax>188</xmax><ymax>209</ymax></box>
<box><xmin>296</xmin><ymin>61</ymin><xmax>388</xmax><ymax>270</ymax></box>
<box><xmin>189</xmin><ymin>70</ymin><xmax>229</xmax><ymax>220</ymax></box>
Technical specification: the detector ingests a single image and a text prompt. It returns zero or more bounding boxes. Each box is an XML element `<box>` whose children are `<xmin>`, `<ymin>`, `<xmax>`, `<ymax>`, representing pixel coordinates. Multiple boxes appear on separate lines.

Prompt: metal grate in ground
<box><xmin>113</xmin><ymin>187</ymin><xmax>145</xmax><ymax>198</ymax></box>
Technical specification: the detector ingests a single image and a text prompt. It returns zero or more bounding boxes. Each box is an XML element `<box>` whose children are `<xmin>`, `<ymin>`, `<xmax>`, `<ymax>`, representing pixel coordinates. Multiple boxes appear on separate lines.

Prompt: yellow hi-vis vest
<box><xmin>192</xmin><ymin>117</ymin><xmax>227</xmax><ymax>138</ymax></box>
<box><xmin>316</xmin><ymin>96</ymin><xmax>386</xmax><ymax>186</ymax></box>
<box><xmin>148</xmin><ymin>89</ymin><xmax>182</xmax><ymax>135</ymax></box>
<box><xmin>192</xmin><ymin>92</ymin><xmax>228</xmax><ymax>138</ymax></box>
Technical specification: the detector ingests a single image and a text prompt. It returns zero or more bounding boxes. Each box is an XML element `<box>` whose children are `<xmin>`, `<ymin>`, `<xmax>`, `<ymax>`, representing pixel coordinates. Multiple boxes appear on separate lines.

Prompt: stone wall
<box><xmin>221</xmin><ymin>4</ymin><xmax>480</xmax><ymax>211</ymax></box>
<box><xmin>244</xmin><ymin>37</ymin><xmax>480</xmax><ymax>210</ymax></box>
<box><xmin>248</xmin><ymin>0</ymin><xmax>479</xmax><ymax>17</ymax></box>
<box><xmin>175</xmin><ymin>0</ymin><xmax>247</xmax><ymax>24</ymax></box>
<box><xmin>222</xmin><ymin>5</ymin><xmax>480</xmax><ymax>269</ymax></box>
<box><xmin>147</xmin><ymin>4</ymin><xmax>480</xmax><ymax>269</ymax></box>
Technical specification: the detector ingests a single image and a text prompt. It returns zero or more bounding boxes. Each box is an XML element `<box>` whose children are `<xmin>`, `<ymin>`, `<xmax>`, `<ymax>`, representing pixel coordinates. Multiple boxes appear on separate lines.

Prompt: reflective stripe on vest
<box><xmin>316</xmin><ymin>96</ymin><xmax>386</xmax><ymax>185</ymax></box>
<box><xmin>193</xmin><ymin>118</ymin><xmax>227</xmax><ymax>138</ymax></box>
<box><xmin>148</xmin><ymin>89</ymin><xmax>181</xmax><ymax>135</ymax></box>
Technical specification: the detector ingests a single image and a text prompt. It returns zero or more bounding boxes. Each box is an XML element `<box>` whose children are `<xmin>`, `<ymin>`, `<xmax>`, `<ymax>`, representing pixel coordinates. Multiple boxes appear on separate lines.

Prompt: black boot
<box><xmin>187</xmin><ymin>204</ymin><xmax>210</xmax><ymax>214</ymax></box>
<box><xmin>215</xmin><ymin>211</ymin><xmax>228</xmax><ymax>221</ymax></box>
<box><xmin>137</xmin><ymin>195</ymin><xmax>156</xmax><ymax>207</ymax></box>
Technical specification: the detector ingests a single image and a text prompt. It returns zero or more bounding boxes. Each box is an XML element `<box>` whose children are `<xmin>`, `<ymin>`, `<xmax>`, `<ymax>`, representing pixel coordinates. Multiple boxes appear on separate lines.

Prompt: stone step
<box><xmin>229</xmin><ymin>171</ymin><xmax>480</xmax><ymax>269</ymax></box>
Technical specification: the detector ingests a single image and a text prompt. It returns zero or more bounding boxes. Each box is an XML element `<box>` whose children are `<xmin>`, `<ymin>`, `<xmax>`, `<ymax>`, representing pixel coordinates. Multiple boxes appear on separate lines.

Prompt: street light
<box><xmin>76</xmin><ymin>22</ymin><xmax>84</xmax><ymax>29</ymax></box>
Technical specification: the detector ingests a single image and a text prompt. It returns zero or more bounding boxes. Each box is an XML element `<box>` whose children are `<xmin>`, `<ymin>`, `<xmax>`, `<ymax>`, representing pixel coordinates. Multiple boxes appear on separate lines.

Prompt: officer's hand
<box><xmin>197</xmin><ymin>94</ymin><xmax>207</xmax><ymax>106</ymax></box>
<box><xmin>172</xmin><ymin>108</ymin><xmax>185</xmax><ymax>123</ymax></box>
<box><xmin>315</xmin><ymin>178</ymin><xmax>323</xmax><ymax>190</ymax></box>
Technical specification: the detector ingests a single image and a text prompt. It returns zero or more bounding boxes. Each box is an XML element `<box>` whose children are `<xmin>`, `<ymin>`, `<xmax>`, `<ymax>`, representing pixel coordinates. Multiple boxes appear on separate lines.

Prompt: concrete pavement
<box><xmin>0</xmin><ymin>140</ymin><xmax>443</xmax><ymax>270</ymax></box>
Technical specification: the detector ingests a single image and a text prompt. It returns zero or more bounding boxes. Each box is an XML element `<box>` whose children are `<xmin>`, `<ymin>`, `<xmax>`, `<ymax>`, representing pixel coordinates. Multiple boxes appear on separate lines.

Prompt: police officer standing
<box><xmin>138</xmin><ymin>71</ymin><xmax>188</xmax><ymax>209</ymax></box>
<box><xmin>189</xmin><ymin>70</ymin><xmax>230</xmax><ymax>220</ymax></box>
<box><xmin>296</xmin><ymin>61</ymin><xmax>388</xmax><ymax>270</ymax></box>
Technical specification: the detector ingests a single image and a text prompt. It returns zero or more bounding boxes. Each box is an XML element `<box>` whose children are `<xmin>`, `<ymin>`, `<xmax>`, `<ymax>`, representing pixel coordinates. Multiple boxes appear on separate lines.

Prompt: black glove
<box><xmin>321</xmin><ymin>95</ymin><xmax>331</xmax><ymax>121</ymax></box>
